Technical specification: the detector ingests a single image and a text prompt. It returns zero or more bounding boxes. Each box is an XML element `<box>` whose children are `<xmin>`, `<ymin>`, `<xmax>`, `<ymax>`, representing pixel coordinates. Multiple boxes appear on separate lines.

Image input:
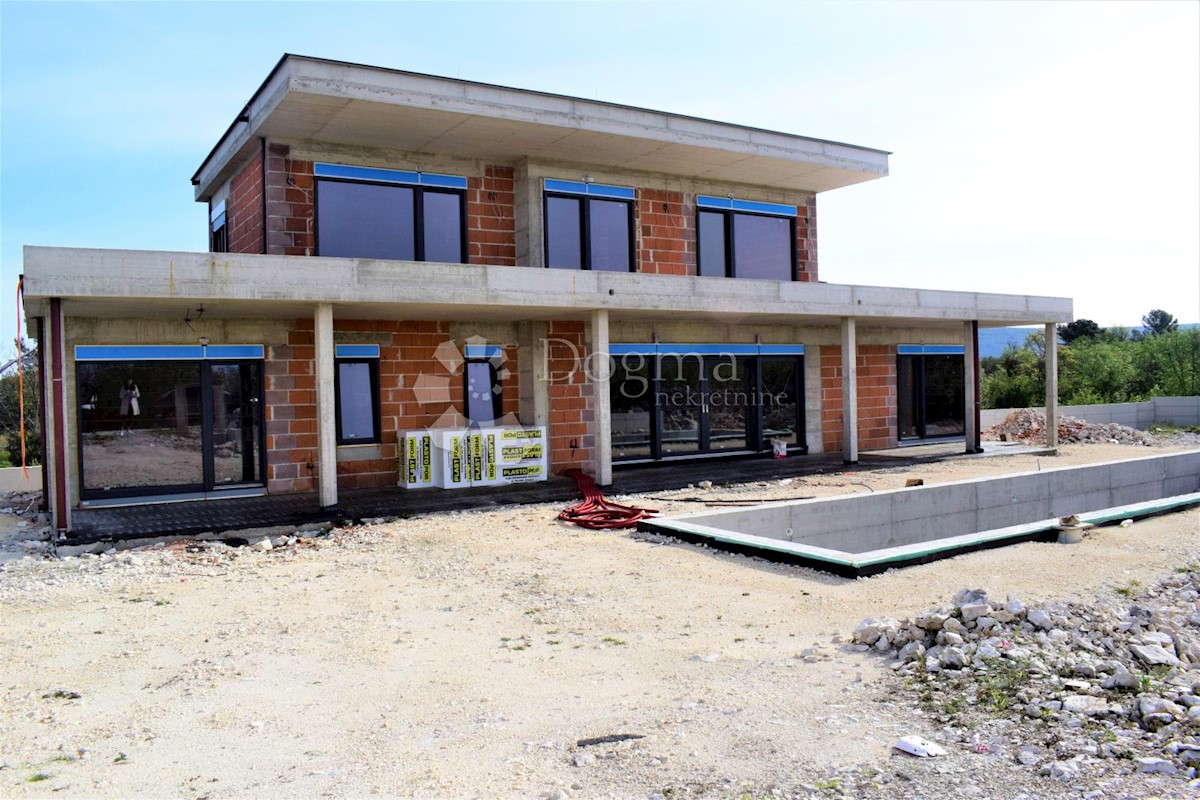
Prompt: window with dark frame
<box><xmin>314</xmin><ymin>163</ymin><xmax>467</xmax><ymax>263</ymax></box>
<box><xmin>210</xmin><ymin>200</ymin><xmax>228</xmax><ymax>254</ymax></box>
<box><xmin>464</xmin><ymin>358</ymin><xmax>503</xmax><ymax>426</ymax></box>
<box><xmin>543</xmin><ymin>179</ymin><xmax>635</xmax><ymax>272</ymax></box>
<box><xmin>334</xmin><ymin>350</ymin><xmax>381</xmax><ymax>445</ymax></box>
<box><xmin>696</xmin><ymin>196</ymin><xmax>797</xmax><ymax>281</ymax></box>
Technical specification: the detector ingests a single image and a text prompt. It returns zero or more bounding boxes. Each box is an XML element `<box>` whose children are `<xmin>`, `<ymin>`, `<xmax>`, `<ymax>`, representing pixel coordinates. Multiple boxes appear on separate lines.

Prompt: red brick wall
<box><xmin>467</xmin><ymin>166</ymin><xmax>517</xmax><ymax>266</ymax></box>
<box><xmin>227</xmin><ymin>151</ymin><xmax>264</xmax><ymax>254</ymax></box>
<box><xmin>546</xmin><ymin>320</ymin><xmax>593</xmax><ymax>472</ymax></box>
<box><xmin>265</xmin><ymin>320</ymin><xmax>526</xmax><ymax>493</ymax></box>
<box><xmin>796</xmin><ymin>196</ymin><xmax>817</xmax><ymax>282</ymax></box>
<box><xmin>636</xmin><ymin>188</ymin><xmax>693</xmax><ymax>275</ymax></box>
<box><xmin>820</xmin><ymin>344</ymin><xmax>896</xmax><ymax>453</ymax></box>
<box><xmin>265</xmin><ymin>144</ymin><xmax>315</xmax><ymax>256</ymax></box>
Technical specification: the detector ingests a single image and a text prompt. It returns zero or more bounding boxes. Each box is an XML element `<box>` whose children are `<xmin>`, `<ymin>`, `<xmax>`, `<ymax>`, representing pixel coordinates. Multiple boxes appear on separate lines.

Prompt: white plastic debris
<box><xmin>1119</xmin><ymin>519</ymin><xmax>1134</xmax><ymax>528</ymax></box>
<box><xmin>893</xmin><ymin>735</ymin><xmax>948</xmax><ymax>758</ymax></box>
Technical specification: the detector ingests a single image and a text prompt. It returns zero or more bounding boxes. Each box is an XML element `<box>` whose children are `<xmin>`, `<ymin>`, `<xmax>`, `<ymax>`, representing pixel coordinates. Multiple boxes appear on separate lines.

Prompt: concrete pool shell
<box><xmin>637</xmin><ymin>451</ymin><xmax>1200</xmax><ymax>578</ymax></box>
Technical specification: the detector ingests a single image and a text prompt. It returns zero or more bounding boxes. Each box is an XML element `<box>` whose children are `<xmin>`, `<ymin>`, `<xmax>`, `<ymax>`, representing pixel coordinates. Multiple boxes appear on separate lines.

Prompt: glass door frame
<box><xmin>896</xmin><ymin>346</ymin><xmax>966</xmax><ymax>443</ymax></box>
<box><xmin>75</xmin><ymin>353</ymin><xmax>267</xmax><ymax>502</ymax></box>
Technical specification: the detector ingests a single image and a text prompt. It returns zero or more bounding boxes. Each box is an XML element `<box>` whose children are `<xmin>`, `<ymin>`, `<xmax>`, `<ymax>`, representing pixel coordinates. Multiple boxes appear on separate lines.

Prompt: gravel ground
<box><xmin>1</xmin><ymin>442</ymin><xmax>1198</xmax><ymax>798</ymax></box>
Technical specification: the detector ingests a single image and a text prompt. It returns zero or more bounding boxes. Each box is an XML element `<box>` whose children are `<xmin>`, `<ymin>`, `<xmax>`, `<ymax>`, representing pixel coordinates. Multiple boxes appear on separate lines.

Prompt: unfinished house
<box><xmin>21</xmin><ymin>55</ymin><xmax>1072</xmax><ymax>534</ymax></box>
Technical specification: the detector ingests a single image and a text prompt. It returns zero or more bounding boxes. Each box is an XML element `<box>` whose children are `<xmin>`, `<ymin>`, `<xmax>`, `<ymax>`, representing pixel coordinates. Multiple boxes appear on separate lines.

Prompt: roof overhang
<box><xmin>22</xmin><ymin>247</ymin><xmax>1071</xmax><ymax>329</ymax></box>
<box><xmin>192</xmin><ymin>55</ymin><xmax>891</xmax><ymax>201</ymax></box>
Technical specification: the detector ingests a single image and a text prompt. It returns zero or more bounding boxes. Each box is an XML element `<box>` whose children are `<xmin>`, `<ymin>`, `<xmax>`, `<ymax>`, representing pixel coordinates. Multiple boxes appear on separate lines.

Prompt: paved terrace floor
<box><xmin>63</xmin><ymin>441</ymin><xmax>1050</xmax><ymax>544</ymax></box>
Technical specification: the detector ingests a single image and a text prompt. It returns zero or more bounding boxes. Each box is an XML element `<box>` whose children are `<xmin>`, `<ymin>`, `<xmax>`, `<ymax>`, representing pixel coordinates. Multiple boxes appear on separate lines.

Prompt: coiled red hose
<box><xmin>558</xmin><ymin>469</ymin><xmax>658</xmax><ymax>529</ymax></box>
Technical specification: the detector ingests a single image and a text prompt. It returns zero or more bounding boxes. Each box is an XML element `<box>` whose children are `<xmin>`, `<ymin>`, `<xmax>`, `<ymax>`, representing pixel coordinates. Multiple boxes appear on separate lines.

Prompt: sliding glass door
<box><xmin>897</xmin><ymin>351</ymin><xmax>965</xmax><ymax>441</ymax></box>
<box><xmin>77</xmin><ymin>359</ymin><xmax>264</xmax><ymax>500</ymax></box>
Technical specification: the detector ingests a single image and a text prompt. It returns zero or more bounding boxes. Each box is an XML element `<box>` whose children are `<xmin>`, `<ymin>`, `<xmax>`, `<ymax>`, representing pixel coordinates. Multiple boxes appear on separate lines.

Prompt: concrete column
<box><xmin>840</xmin><ymin>317</ymin><xmax>858</xmax><ymax>463</ymax></box>
<box><xmin>1045</xmin><ymin>322</ymin><xmax>1059</xmax><ymax>449</ymax></box>
<box><xmin>803</xmin><ymin>345</ymin><xmax>824</xmax><ymax>454</ymax></box>
<box><xmin>45</xmin><ymin>302</ymin><xmax>70</xmax><ymax>532</ymax></box>
<box><xmin>590</xmin><ymin>309</ymin><xmax>613</xmax><ymax>485</ymax></box>
<box><xmin>517</xmin><ymin>321</ymin><xmax>550</xmax><ymax>427</ymax></box>
<box><xmin>314</xmin><ymin>303</ymin><xmax>338</xmax><ymax>509</ymax></box>
<box><xmin>964</xmin><ymin>321</ymin><xmax>978</xmax><ymax>454</ymax></box>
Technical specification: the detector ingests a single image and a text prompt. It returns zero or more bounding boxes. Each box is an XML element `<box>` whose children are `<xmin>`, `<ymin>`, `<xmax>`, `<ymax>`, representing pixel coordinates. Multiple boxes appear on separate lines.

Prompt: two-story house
<box><xmin>21</xmin><ymin>55</ymin><xmax>1071</xmax><ymax>533</ymax></box>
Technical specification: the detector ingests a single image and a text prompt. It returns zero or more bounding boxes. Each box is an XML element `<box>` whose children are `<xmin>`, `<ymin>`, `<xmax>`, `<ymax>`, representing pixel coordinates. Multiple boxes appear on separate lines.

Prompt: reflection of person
<box><xmin>119</xmin><ymin>377</ymin><xmax>140</xmax><ymax>435</ymax></box>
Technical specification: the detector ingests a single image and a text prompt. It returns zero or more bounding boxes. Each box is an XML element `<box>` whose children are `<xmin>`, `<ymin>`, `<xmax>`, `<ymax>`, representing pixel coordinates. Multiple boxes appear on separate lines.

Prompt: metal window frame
<box><xmin>313</xmin><ymin>176</ymin><xmax>468</xmax><ymax>264</ymax></box>
<box><xmin>462</xmin><ymin>357</ymin><xmax>504</xmax><ymax>426</ymax></box>
<box><xmin>696</xmin><ymin>204</ymin><xmax>798</xmax><ymax>281</ymax></box>
<box><xmin>542</xmin><ymin>181</ymin><xmax>636</xmax><ymax>272</ymax></box>
<box><xmin>896</xmin><ymin>351</ymin><xmax>967</xmax><ymax>442</ymax></box>
<box><xmin>333</xmin><ymin>356</ymin><xmax>382</xmax><ymax>446</ymax></box>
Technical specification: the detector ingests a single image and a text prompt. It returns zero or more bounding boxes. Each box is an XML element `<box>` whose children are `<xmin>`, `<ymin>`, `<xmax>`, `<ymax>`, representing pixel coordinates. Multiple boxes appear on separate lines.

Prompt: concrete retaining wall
<box><xmin>982</xmin><ymin>397</ymin><xmax>1200</xmax><ymax>431</ymax></box>
<box><xmin>676</xmin><ymin>451</ymin><xmax>1200</xmax><ymax>555</ymax></box>
<box><xmin>0</xmin><ymin>466</ymin><xmax>42</xmax><ymax>494</ymax></box>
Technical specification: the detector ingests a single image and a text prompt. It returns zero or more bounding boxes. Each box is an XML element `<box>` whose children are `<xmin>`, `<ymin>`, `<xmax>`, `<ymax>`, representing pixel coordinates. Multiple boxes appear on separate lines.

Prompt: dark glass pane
<box><xmin>698</xmin><ymin>211</ymin><xmax>727</xmax><ymax>277</ymax></box>
<box><xmin>610</xmin><ymin>354</ymin><xmax>653</xmax><ymax>459</ymax></box>
<box><xmin>588</xmin><ymin>199</ymin><xmax>631</xmax><ymax>272</ymax></box>
<box><xmin>422</xmin><ymin>190</ymin><xmax>463</xmax><ymax>263</ymax></box>
<box><xmin>898</xmin><ymin>356</ymin><xmax>920</xmax><ymax>439</ymax></box>
<box><xmin>317</xmin><ymin>181</ymin><xmax>415</xmax><ymax>260</ymax></box>
<box><xmin>658</xmin><ymin>355</ymin><xmax>701</xmax><ymax>454</ymax></box>
<box><xmin>706</xmin><ymin>356</ymin><xmax>750</xmax><ymax>451</ymax></box>
<box><xmin>546</xmin><ymin>196</ymin><xmax>582</xmax><ymax>269</ymax></box>
<box><xmin>77</xmin><ymin>361</ymin><xmax>204</xmax><ymax>495</ymax></box>
<box><xmin>924</xmin><ymin>355</ymin><xmax>965</xmax><ymax>437</ymax></box>
<box><xmin>733</xmin><ymin>213</ymin><xmax>792</xmax><ymax>280</ymax></box>
<box><xmin>760</xmin><ymin>357</ymin><xmax>800</xmax><ymax>449</ymax></box>
<box><xmin>465</xmin><ymin>361</ymin><xmax>500</xmax><ymax>425</ymax></box>
<box><xmin>337</xmin><ymin>361</ymin><xmax>376</xmax><ymax>442</ymax></box>
<box><xmin>211</xmin><ymin>363</ymin><xmax>262</xmax><ymax>485</ymax></box>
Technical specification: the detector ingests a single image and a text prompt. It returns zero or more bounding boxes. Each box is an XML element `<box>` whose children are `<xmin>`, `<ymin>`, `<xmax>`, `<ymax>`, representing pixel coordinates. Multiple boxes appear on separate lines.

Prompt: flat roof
<box><xmin>21</xmin><ymin>247</ymin><xmax>1071</xmax><ymax>328</ymax></box>
<box><xmin>192</xmin><ymin>54</ymin><xmax>891</xmax><ymax>201</ymax></box>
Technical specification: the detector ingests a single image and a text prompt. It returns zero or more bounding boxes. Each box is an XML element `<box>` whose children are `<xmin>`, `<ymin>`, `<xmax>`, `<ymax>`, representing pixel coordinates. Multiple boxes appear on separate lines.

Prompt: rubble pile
<box><xmin>984</xmin><ymin>408</ymin><xmax>1158</xmax><ymax>446</ymax></box>
<box><xmin>853</xmin><ymin>571</ymin><xmax>1200</xmax><ymax>789</ymax></box>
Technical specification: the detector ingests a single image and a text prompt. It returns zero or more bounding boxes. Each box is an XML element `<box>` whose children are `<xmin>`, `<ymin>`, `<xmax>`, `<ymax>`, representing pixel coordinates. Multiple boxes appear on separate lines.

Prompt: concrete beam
<box><xmin>841</xmin><ymin>317</ymin><xmax>858</xmax><ymax>464</ymax></box>
<box><xmin>315</xmin><ymin>303</ymin><xmax>338</xmax><ymax>509</ymax></box>
<box><xmin>1045</xmin><ymin>322</ymin><xmax>1059</xmax><ymax>449</ymax></box>
<box><xmin>22</xmin><ymin>247</ymin><xmax>1075</xmax><ymax>327</ymax></box>
<box><xmin>591</xmin><ymin>310</ymin><xmax>613</xmax><ymax>486</ymax></box>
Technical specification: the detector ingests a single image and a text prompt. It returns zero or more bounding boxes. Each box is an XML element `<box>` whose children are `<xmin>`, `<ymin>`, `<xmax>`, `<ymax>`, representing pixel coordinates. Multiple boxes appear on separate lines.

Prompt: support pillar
<box><xmin>1045</xmin><ymin>322</ymin><xmax>1059</xmax><ymax>449</ymax></box>
<box><xmin>964</xmin><ymin>321</ymin><xmax>980</xmax><ymax>454</ymax></box>
<box><xmin>590</xmin><ymin>310</ymin><xmax>612</xmax><ymax>486</ymax></box>
<box><xmin>517</xmin><ymin>321</ymin><xmax>550</xmax><ymax>428</ymax></box>
<box><xmin>314</xmin><ymin>303</ymin><xmax>338</xmax><ymax>510</ymax></box>
<box><xmin>840</xmin><ymin>317</ymin><xmax>858</xmax><ymax>463</ymax></box>
<box><xmin>47</xmin><ymin>300</ymin><xmax>70</xmax><ymax>533</ymax></box>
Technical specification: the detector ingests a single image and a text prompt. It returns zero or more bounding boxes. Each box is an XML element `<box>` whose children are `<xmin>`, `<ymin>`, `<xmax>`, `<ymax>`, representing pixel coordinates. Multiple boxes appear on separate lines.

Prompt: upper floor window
<box><xmin>544</xmin><ymin>179</ymin><xmax>634</xmax><ymax>272</ymax></box>
<box><xmin>697</xmin><ymin>196</ymin><xmax>797</xmax><ymax>281</ymax></box>
<box><xmin>315</xmin><ymin>163</ymin><xmax>467</xmax><ymax>263</ymax></box>
<box><xmin>210</xmin><ymin>200</ymin><xmax>228</xmax><ymax>253</ymax></box>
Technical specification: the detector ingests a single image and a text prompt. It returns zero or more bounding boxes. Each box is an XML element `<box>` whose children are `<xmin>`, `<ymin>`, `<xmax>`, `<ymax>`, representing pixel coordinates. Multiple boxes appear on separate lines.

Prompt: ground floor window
<box><xmin>75</xmin><ymin>346</ymin><xmax>265</xmax><ymax>500</ymax></box>
<box><xmin>897</xmin><ymin>346</ymin><xmax>965</xmax><ymax>441</ymax></box>
<box><xmin>609</xmin><ymin>345</ymin><xmax>805</xmax><ymax>462</ymax></box>
<box><xmin>334</xmin><ymin>345</ymin><xmax>381</xmax><ymax>445</ymax></box>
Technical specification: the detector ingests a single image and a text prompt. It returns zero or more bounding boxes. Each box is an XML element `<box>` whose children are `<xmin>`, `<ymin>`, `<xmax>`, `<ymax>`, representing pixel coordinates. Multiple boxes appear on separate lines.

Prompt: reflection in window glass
<box><xmin>897</xmin><ymin>356</ymin><xmax>919</xmax><ymax>439</ymax></box>
<box><xmin>760</xmin><ymin>358</ymin><xmax>799</xmax><ymax>448</ymax></box>
<box><xmin>317</xmin><ymin>181</ymin><xmax>415</xmax><ymax>260</ymax></box>
<box><xmin>422</xmin><ymin>190</ymin><xmax>463</xmax><ymax>263</ymax></box>
<box><xmin>465</xmin><ymin>361</ymin><xmax>501</xmax><ymax>425</ymax></box>
<box><xmin>588</xmin><ymin>199</ymin><xmax>631</xmax><ymax>272</ymax></box>
<box><xmin>546</xmin><ymin>196</ymin><xmax>582</xmax><ymax>269</ymax></box>
<box><xmin>923</xmin><ymin>355</ymin><xmax>965</xmax><ymax>437</ymax></box>
<box><xmin>337</xmin><ymin>361</ymin><xmax>377</xmax><ymax>442</ymax></box>
<box><xmin>698</xmin><ymin>211</ymin><xmax>727</xmax><ymax>277</ymax></box>
<box><xmin>733</xmin><ymin>214</ymin><xmax>792</xmax><ymax>280</ymax></box>
<box><xmin>611</xmin><ymin>356</ymin><xmax>653</xmax><ymax>459</ymax></box>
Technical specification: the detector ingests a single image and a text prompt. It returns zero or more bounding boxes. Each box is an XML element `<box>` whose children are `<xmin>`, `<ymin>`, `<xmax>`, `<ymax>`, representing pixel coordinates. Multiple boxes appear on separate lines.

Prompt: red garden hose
<box><xmin>558</xmin><ymin>469</ymin><xmax>658</xmax><ymax>530</ymax></box>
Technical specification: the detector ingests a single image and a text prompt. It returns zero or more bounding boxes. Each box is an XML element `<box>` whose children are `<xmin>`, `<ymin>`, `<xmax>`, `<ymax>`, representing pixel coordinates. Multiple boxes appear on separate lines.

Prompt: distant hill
<box><xmin>979</xmin><ymin>323</ymin><xmax>1199</xmax><ymax>359</ymax></box>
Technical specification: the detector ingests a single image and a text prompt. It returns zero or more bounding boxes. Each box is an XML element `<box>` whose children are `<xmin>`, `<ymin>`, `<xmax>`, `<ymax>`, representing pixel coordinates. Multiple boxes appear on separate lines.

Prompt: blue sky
<box><xmin>2</xmin><ymin>0</ymin><xmax>1197</xmax><ymax>353</ymax></box>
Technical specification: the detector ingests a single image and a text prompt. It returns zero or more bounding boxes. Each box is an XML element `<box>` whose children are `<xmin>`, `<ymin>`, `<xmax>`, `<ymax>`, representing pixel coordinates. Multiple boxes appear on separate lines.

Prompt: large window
<box><xmin>544</xmin><ymin>179</ymin><xmax>634</xmax><ymax>272</ymax></box>
<box><xmin>697</xmin><ymin>196</ymin><xmax>797</xmax><ymax>281</ymax></box>
<box><xmin>897</xmin><ymin>346</ymin><xmax>966</xmax><ymax>441</ymax></box>
<box><xmin>315</xmin><ymin>163</ymin><xmax>466</xmax><ymax>263</ymax></box>
<box><xmin>334</xmin><ymin>345</ymin><xmax>381</xmax><ymax>445</ymax></box>
<box><xmin>609</xmin><ymin>344</ymin><xmax>806</xmax><ymax>462</ymax></box>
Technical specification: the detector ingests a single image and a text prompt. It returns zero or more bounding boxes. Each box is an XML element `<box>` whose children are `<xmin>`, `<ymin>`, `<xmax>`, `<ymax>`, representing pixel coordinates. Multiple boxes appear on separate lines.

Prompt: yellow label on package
<box><xmin>451</xmin><ymin>436</ymin><xmax>462</xmax><ymax>483</ymax></box>
<box><xmin>501</xmin><ymin>464</ymin><xmax>544</xmax><ymax>480</ymax></box>
<box><xmin>502</xmin><ymin>444</ymin><xmax>543</xmax><ymax>461</ymax></box>
<box><xmin>471</xmin><ymin>434</ymin><xmax>483</xmax><ymax>481</ymax></box>
<box><xmin>486</xmin><ymin>434</ymin><xmax>496</xmax><ymax>480</ymax></box>
<box><xmin>406</xmin><ymin>437</ymin><xmax>418</xmax><ymax>482</ymax></box>
<box><xmin>500</xmin><ymin>429</ymin><xmax>543</xmax><ymax>441</ymax></box>
<box><xmin>421</xmin><ymin>436</ymin><xmax>432</xmax><ymax>483</ymax></box>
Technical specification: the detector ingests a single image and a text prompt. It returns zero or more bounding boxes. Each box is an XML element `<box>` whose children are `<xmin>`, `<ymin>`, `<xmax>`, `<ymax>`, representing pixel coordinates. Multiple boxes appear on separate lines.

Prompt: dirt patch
<box><xmin>1</xmin><ymin>443</ymin><xmax>1198</xmax><ymax>797</ymax></box>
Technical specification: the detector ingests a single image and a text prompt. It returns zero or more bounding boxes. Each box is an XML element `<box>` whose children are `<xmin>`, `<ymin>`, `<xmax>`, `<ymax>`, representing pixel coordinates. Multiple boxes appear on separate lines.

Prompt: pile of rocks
<box><xmin>984</xmin><ymin>408</ymin><xmax>1158</xmax><ymax>446</ymax></box>
<box><xmin>852</xmin><ymin>572</ymin><xmax>1200</xmax><ymax>789</ymax></box>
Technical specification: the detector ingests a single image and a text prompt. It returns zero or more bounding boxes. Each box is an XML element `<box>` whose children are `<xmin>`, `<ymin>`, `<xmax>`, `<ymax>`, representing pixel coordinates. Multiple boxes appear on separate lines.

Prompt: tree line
<box><xmin>983</xmin><ymin>309</ymin><xmax>1200</xmax><ymax>409</ymax></box>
